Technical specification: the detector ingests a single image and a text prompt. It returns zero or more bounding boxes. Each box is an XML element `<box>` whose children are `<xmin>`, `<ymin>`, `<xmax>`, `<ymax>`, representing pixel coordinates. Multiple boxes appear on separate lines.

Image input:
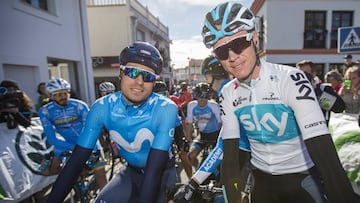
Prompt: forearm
<box><xmin>139</xmin><ymin>148</ymin><xmax>168</xmax><ymax>203</ymax></box>
<box><xmin>47</xmin><ymin>145</ymin><xmax>91</xmax><ymax>203</ymax></box>
<box><xmin>221</xmin><ymin>138</ymin><xmax>242</xmax><ymax>203</ymax></box>
<box><xmin>305</xmin><ymin>135</ymin><xmax>357</xmax><ymax>203</ymax></box>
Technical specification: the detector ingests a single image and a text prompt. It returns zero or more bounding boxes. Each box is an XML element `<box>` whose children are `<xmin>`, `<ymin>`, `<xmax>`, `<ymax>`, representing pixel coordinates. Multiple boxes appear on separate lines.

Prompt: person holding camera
<box><xmin>0</xmin><ymin>80</ymin><xmax>32</xmax><ymax>129</ymax></box>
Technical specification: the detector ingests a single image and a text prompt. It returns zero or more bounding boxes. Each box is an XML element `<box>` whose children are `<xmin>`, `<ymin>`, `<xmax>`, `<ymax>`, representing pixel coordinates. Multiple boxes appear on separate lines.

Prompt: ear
<box><xmin>252</xmin><ymin>31</ymin><xmax>260</xmax><ymax>47</ymax></box>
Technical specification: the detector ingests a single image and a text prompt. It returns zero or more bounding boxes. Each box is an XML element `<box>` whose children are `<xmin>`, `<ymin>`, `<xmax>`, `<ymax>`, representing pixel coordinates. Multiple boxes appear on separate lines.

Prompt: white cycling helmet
<box><xmin>99</xmin><ymin>81</ymin><xmax>115</xmax><ymax>92</ymax></box>
<box><xmin>202</xmin><ymin>1</ymin><xmax>256</xmax><ymax>48</ymax></box>
<box><xmin>46</xmin><ymin>78</ymin><xmax>71</xmax><ymax>94</ymax></box>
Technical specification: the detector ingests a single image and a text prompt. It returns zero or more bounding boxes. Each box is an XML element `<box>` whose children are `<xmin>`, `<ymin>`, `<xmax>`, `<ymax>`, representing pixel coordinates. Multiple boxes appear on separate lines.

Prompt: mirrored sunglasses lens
<box><xmin>124</xmin><ymin>67</ymin><xmax>156</xmax><ymax>82</ymax></box>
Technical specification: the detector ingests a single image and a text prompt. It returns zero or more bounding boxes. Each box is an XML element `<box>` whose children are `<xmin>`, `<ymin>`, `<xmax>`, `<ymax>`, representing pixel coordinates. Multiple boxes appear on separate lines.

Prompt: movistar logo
<box><xmin>109</xmin><ymin>128</ymin><xmax>154</xmax><ymax>152</ymax></box>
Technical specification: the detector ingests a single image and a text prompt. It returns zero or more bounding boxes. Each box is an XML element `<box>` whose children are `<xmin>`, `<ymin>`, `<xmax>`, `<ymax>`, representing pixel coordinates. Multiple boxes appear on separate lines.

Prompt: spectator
<box><xmin>0</xmin><ymin>80</ymin><xmax>32</xmax><ymax>129</ymax></box>
<box><xmin>36</xmin><ymin>82</ymin><xmax>50</xmax><ymax>111</ymax></box>
<box><xmin>338</xmin><ymin>66</ymin><xmax>360</xmax><ymax>114</ymax></box>
<box><xmin>296</xmin><ymin>60</ymin><xmax>322</xmax><ymax>87</ymax></box>
<box><xmin>304</xmin><ymin>72</ymin><xmax>345</xmax><ymax>125</ymax></box>
<box><xmin>340</xmin><ymin>54</ymin><xmax>358</xmax><ymax>76</ymax></box>
<box><xmin>324</xmin><ymin>70</ymin><xmax>343</xmax><ymax>93</ymax></box>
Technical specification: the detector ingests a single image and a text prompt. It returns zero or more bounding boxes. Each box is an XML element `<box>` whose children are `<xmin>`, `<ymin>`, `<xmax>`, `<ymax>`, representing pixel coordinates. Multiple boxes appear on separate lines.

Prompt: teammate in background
<box><xmin>98</xmin><ymin>81</ymin><xmax>116</xmax><ymax>98</ymax></box>
<box><xmin>46</xmin><ymin>42</ymin><xmax>179</xmax><ymax>203</ymax></box>
<box><xmin>201</xmin><ymin>55</ymin><xmax>231</xmax><ymax>100</ymax></box>
<box><xmin>200</xmin><ymin>1</ymin><xmax>358</xmax><ymax>203</ymax></box>
<box><xmin>184</xmin><ymin>83</ymin><xmax>222</xmax><ymax>170</ymax></box>
<box><xmin>173</xmin><ymin>59</ymin><xmax>252</xmax><ymax>203</ymax></box>
<box><xmin>38</xmin><ymin>77</ymin><xmax>108</xmax><ymax>189</ymax></box>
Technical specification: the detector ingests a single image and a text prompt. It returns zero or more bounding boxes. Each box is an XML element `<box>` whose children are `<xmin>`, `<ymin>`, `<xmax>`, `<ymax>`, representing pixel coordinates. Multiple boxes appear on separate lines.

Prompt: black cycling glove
<box><xmin>173</xmin><ymin>179</ymin><xmax>199</xmax><ymax>203</ymax></box>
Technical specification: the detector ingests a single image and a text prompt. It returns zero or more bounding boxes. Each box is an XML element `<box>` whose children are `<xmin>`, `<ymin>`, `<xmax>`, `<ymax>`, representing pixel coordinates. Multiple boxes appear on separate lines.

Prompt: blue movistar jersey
<box><xmin>185</xmin><ymin>100</ymin><xmax>222</xmax><ymax>134</ymax></box>
<box><xmin>38</xmin><ymin>98</ymin><xmax>89</xmax><ymax>154</ymax></box>
<box><xmin>77</xmin><ymin>92</ymin><xmax>179</xmax><ymax>168</ymax></box>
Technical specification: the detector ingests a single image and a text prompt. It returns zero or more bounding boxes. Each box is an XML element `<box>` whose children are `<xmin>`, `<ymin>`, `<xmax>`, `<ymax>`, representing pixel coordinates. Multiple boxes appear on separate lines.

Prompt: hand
<box><xmin>173</xmin><ymin>179</ymin><xmax>199</xmax><ymax>203</ymax></box>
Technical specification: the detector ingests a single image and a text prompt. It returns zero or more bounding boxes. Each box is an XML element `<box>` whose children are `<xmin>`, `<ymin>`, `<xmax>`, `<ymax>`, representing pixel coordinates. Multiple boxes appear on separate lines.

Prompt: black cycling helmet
<box><xmin>119</xmin><ymin>42</ymin><xmax>163</xmax><ymax>74</ymax></box>
<box><xmin>194</xmin><ymin>82</ymin><xmax>211</xmax><ymax>99</ymax></box>
<box><xmin>201</xmin><ymin>55</ymin><xmax>228</xmax><ymax>79</ymax></box>
<box><xmin>153</xmin><ymin>81</ymin><xmax>168</xmax><ymax>93</ymax></box>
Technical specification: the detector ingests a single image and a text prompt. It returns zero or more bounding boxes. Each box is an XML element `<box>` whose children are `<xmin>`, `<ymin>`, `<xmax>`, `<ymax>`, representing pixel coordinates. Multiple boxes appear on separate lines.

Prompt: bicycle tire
<box><xmin>102</xmin><ymin>136</ymin><xmax>116</xmax><ymax>180</ymax></box>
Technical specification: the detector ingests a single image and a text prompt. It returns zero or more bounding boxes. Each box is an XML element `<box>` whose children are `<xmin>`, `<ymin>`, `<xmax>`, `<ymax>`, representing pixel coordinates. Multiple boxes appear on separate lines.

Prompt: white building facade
<box><xmin>87</xmin><ymin>0</ymin><xmax>172</xmax><ymax>93</ymax></box>
<box><xmin>0</xmin><ymin>0</ymin><xmax>96</xmax><ymax>107</ymax></box>
<box><xmin>252</xmin><ymin>0</ymin><xmax>360</xmax><ymax>79</ymax></box>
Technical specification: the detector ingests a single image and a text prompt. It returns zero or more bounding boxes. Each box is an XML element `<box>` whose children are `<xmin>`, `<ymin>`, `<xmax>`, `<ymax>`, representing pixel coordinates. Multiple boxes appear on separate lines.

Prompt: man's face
<box><xmin>51</xmin><ymin>90</ymin><xmax>70</xmax><ymax>106</ymax></box>
<box><xmin>120</xmin><ymin>62</ymin><xmax>156</xmax><ymax>104</ymax></box>
<box><xmin>213</xmin><ymin>31</ymin><xmax>258</xmax><ymax>82</ymax></box>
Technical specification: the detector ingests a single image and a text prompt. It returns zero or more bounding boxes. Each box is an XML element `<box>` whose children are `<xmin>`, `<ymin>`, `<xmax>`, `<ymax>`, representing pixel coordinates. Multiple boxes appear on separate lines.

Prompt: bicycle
<box><xmin>39</xmin><ymin>150</ymin><xmax>106</xmax><ymax>203</ymax></box>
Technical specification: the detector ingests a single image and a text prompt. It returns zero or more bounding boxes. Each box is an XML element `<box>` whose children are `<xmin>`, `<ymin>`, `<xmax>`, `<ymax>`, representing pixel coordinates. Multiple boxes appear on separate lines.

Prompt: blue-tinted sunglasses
<box><xmin>121</xmin><ymin>66</ymin><xmax>159</xmax><ymax>82</ymax></box>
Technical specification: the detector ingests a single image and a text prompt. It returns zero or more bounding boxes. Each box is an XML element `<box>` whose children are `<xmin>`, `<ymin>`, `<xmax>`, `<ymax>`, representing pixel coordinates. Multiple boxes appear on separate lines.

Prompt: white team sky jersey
<box><xmin>219</xmin><ymin>60</ymin><xmax>329</xmax><ymax>175</ymax></box>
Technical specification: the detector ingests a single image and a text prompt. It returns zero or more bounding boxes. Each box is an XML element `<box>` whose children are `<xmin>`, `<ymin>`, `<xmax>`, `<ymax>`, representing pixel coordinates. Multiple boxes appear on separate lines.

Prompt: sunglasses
<box><xmin>52</xmin><ymin>91</ymin><xmax>69</xmax><ymax>97</ymax></box>
<box><xmin>121</xmin><ymin>66</ymin><xmax>159</xmax><ymax>82</ymax></box>
<box><xmin>213</xmin><ymin>33</ymin><xmax>253</xmax><ymax>60</ymax></box>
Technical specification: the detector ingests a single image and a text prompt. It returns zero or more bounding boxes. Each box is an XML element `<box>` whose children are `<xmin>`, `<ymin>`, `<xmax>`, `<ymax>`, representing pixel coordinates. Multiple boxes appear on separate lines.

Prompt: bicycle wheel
<box><xmin>102</xmin><ymin>136</ymin><xmax>116</xmax><ymax>180</ymax></box>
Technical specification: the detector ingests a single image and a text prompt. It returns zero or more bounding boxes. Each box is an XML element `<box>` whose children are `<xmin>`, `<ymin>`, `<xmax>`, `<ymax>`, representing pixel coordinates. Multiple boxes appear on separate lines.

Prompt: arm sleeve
<box><xmin>305</xmin><ymin>135</ymin><xmax>358</xmax><ymax>203</ymax></box>
<box><xmin>139</xmin><ymin>148</ymin><xmax>169</xmax><ymax>203</ymax></box>
<box><xmin>46</xmin><ymin>145</ymin><xmax>92</xmax><ymax>203</ymax></box>
<box><xmin>221</xmin><ymin>139</ymin><xmax>243</xmax><ymax>203</ymax></box>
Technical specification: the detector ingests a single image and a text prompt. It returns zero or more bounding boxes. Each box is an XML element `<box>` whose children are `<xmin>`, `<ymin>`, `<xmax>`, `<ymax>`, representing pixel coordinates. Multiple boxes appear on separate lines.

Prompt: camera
<box><xmin>0</xmin><ymin>91</ymin><xmax>23</xmax><ymax>110</ymax></box>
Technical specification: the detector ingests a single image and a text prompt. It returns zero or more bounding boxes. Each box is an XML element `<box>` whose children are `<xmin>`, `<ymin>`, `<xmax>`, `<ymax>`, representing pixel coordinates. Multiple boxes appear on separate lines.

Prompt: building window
<box><xmin>331</xmin><ymin>11</ymin><xmax>353</xmax><ymax>48</ymax></box>
<box><xmin>304</xmin><ymin>11</ymin><xmax>327</xmax><ymax>48</ymax></box>
<box><xmin>23</xmin><ymin>0</ymin><xmax>48</xmax><ymax>11</ymax></box>
<box><xmin>136</xmin><ymin>30</ymin><xmax>145</xmax><ymax>41</ymax></box>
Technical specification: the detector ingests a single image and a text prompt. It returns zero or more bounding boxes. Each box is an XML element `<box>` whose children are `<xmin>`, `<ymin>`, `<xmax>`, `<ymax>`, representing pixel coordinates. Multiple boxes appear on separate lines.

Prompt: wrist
<box><xmin>188</xmin><ymin>178</ymin><xmax>199</xmax><ymax>190</ymax></box>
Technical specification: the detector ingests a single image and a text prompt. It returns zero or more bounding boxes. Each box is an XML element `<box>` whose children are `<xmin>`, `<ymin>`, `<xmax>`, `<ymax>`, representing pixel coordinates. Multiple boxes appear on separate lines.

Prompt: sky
<box><xmin>137</xmin><ymin>0</ymin><xmax>220</xmax><ymax>69</ymax></box>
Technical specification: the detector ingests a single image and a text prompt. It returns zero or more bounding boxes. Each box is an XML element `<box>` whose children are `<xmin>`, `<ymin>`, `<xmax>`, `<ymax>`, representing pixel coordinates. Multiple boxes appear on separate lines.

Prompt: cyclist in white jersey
<box><xmin>200</xmin><ymin>2</ymin><xmax>358</xmax><ymax>203</ymax></box>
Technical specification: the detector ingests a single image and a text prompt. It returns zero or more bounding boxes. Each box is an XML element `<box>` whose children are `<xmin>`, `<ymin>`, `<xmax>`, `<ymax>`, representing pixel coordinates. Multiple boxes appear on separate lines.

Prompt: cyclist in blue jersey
<box><xmin>46</xmin><ymin>42</ymin><xmax>179</xmax><ymax>203</ymax></box>
<box><xmin>173</xmin><ymin>57</ymin><xmax>252</xmax><ymax>203</ymax></box>
<box><xmin>201</xmin><ymin>55</ymin><xmax>231</xmax><ymax>100</ymax></box>
<box><xmin>184</xmin><ymin>83</ymin><xmax>222</xmax><ymax>174</ymax></box>
<box><xmin>199</xmin><ymin>2</ymin><xmax>359</xmax><ymax>203</ymax></box>
<box><xmin>38</xmin><ymin>77</ymin><xmax>108</xmax><ymax>189</ymax></box>
<box><xmin>98</xmin><ymin>81</ymin><xmax>116</xmax><ymax>97</ymax></box>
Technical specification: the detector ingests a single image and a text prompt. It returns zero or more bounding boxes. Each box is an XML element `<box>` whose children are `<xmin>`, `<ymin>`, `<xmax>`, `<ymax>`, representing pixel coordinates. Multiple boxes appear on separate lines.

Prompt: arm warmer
<box><xmin>46</xmin><ymin>145</ymin><xmax>92</xmax><ymax>203</ymax></box>
<box><xmin>221</xmin><ymin>138</ymin><xmax>242</xmax><ymax>203</ymax></box>
<box><xmin>305</xmin><ymin>135</ymin><xmax>358</xmax><ymax>203</ymax></box>
<box><xmin>139</xmin><ymin>148</ymin><xmax>169</xmax><ymax>203</ymax></box>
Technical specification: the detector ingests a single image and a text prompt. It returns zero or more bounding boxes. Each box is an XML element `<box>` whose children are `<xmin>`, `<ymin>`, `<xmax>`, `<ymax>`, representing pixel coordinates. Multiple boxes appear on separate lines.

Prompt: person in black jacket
<box><xmin>304</xmin><ymin>72</ymin><xmax>345</xmax><ymax>125</ymax></box>
<box><xmin>0</xmin><ymin>80</ymin><xmax>32</xmax><ymax>129</ymax></box>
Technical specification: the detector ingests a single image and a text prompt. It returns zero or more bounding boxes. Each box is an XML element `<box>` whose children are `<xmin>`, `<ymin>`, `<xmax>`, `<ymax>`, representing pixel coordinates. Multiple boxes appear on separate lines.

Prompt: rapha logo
<box><xmin>262</xmin><ymin>92</ymin><xmax>279</xmax><ymax>101</ymax></box>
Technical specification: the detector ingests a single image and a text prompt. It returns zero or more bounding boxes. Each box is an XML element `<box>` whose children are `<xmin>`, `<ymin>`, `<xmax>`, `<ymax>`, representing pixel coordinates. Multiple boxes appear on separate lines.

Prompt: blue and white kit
<box><xmin>219</xmin><ymin>59</ymin><xmax>329</xmax><ymax>175</ymax></box>
<box><xmin>38</xmin><ymin>98</ymin><xmax>89</xmax><ymax>154</ymax></box>
<box><xmin>186</xmin><ymin>100</ymin><xmax>222</xmax><ymax>134</ymax></box>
